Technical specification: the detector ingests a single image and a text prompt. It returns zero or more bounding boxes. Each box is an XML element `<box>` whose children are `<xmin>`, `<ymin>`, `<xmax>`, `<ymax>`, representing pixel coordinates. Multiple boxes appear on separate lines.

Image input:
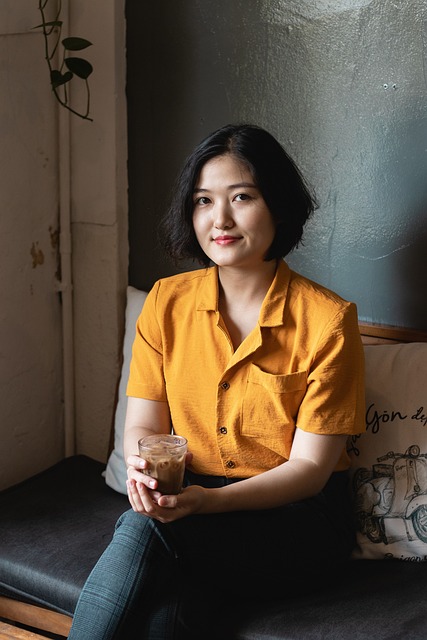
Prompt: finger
<box><xmin>157</xmin><ymin>494</ymin><xmax>178</xmax><ymax>508</ymax></box>
<box><xmin>136</xmin><ymin>481</ymin><xmax>160</xmax><ymax>515</ymax></box>
<box><xmin>127</xmin><ymin>453</ymin><xmax>144</xmax><ymax>467</ymax></box>
<box><xmin>149</xmin><ymin>490</ymin><xmax>162</xmax><ymax>504</ymax></box>
<box><xmin>127</xmin><ymin>479</ymin><xmax>153</xmax><ymax>514</ymax></box>
<box><xmin>127</xmin><ymin>479</ymin><xmax>141</xmax><ymax>512</ymax></box>
<box><xmin>127</xmin><ymin>465</ymin><xmax>158</xmax><ymax>491</ymax></box>
<box><xmin>127</xmin><ymin>455</ymin><xmax>149</xmax><ymax>476</ymax></box>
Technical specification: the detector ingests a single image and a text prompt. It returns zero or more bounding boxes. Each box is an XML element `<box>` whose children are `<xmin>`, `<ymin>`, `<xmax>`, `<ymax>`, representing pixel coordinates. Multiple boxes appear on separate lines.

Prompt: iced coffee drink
<box><xmin>138</xmin><ymin>434</ymin><xmax>187</xmax><ymax>494</ymax></box>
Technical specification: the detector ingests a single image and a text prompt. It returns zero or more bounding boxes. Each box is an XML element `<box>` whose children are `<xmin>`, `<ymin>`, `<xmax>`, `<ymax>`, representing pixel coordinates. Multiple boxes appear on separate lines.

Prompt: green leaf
<box><xmin>64</xmin><ymin>57</ymin><xmax>93</xmax><ymax>79</ymax></box>
<box><xmin>62</xmin><ymin>37</ymin><xmax>93</xmax><ymax>51</ymax></box>
<box><xmin>50</xmin><ymin>69</ymin><xmax>73</xmax><ymax>89</ymax></box>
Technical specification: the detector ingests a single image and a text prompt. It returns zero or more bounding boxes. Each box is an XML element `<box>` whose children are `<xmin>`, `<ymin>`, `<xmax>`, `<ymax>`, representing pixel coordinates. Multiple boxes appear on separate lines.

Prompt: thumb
<box><xmin>158</xmin><ymin>495</ymin><xmax>178</xmax><ymax>508</ymax></box>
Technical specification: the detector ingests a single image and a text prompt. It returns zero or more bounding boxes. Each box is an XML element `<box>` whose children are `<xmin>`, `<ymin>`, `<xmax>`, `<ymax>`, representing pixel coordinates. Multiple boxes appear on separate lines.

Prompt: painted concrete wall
<box><xmin>0</xmin><ymin>1</ymin><xmax>128</xmax><ymax>489</ymax></box>
<box><xmin>70</xmin><ymin>0</ymin><xmax>128</xmax><ymax>463</ymax></box>
<box><xmin>0</xmin><ymin>2</ymin><xmax>63</xmax><ymax>489</ymax></box>
<box><xmin>128</xmin><ymin>0</ymin><xmax>427</xmax><ymax>331</ymax></box>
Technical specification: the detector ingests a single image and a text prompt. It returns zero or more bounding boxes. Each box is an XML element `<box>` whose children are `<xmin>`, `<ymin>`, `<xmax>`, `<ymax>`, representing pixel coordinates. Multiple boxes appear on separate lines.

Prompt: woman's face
<box><xmin>192</xmin><ymin>154</ymin><xmax>276</xmax><ymax>269</ymax></box>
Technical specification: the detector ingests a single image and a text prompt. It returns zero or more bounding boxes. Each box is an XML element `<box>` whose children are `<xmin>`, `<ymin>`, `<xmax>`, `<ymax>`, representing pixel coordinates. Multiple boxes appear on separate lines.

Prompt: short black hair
<box><xmin>160</xmin><ymin>123</ymin><xmax>317</xmax><ymax>266</ymax></box>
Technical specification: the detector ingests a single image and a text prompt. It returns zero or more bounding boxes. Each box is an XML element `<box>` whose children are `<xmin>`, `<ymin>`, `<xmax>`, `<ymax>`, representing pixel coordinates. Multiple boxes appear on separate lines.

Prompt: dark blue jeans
<box><xmin>68</xmin><ymin>471</ymin><xmax>355</xmax><ymax>639</ymax></box>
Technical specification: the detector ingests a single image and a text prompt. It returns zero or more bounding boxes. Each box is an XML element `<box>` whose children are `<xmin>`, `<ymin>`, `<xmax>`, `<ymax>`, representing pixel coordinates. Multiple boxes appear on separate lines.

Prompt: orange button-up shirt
<box><xmin>127</xmin><ymin>260</ymin><xmax>365</xmax><ymax>476</ymax></box>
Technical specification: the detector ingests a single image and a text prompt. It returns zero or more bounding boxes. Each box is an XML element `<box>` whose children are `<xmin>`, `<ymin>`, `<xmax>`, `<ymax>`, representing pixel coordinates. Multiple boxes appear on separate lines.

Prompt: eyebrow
<box><xmin>193</xmin><ymin>181</ymin><xmax>257</xmax><ymax>193</ymax></box>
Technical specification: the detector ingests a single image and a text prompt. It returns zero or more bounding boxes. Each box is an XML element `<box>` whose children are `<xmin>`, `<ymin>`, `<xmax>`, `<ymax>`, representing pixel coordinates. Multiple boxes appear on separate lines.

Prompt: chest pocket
<box><xmin>241</xmin><ymin>365</ymin><xmax>307</xmax><ymax>439</ymax></box>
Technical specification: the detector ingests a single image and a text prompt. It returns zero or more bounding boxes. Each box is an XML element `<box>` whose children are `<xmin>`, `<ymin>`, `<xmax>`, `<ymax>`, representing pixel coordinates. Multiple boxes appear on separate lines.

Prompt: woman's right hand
<box><xmin>126</xmin><ymin>453</ymin><xmax>156</xmax><ymax>488</ymax></box>
<box><xmin>126</xmin><ymin>450</ymin><xmax>193</xmax><ymax>491</ymax></box>
<box><xmin>126</xmin><ymin>450</ymin><xmax>207</xmax><ymax>523</ymax></box>
<box><xmin>126</xmin><ymin>450</ymin><xmax>194</xmax><ymax>513</ymax></box>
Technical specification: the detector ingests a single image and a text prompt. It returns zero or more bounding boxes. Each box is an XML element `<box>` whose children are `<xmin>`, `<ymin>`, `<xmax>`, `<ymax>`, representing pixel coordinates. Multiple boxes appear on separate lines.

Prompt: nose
<box><xmin>213</xmin><ymin>200</ymin><xmax>234</xmax><ymax>230</ymax></box>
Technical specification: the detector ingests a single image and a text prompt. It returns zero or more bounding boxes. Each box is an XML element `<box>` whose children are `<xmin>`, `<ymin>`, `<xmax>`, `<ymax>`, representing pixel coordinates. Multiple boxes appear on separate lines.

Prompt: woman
<box><xmin>68</xmin><ymin>124</ymin><xmax>365</xmax><ymax>639</ymax></box>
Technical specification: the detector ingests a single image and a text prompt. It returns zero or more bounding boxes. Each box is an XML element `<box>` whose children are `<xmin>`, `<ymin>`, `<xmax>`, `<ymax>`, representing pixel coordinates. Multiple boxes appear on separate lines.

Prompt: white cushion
<box><xmin>348</xmin><ymin>342</ymin><xmax>427</xmax><ymax>560</ymax></box>
<box><xmin>104</xmin><ymin>286</ymin><xmax>147</xmax><ymax>494</ymax></box>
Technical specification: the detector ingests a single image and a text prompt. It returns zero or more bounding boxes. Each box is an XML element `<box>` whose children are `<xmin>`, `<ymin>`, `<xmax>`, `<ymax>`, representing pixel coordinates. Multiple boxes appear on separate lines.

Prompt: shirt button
<box><xmin>226</xmin><ymin>460</ymin><xmax>235</xmax><ymax>469</ymax></box>
<box><xmin>220</xmin><ymin>382</ymin><xmax>230</xmax><ymax>390</ymax></box>
<box><xmin>219</xmin><ymin>427</ymin><xmax>227</xmax><ymax>434</ymax></box>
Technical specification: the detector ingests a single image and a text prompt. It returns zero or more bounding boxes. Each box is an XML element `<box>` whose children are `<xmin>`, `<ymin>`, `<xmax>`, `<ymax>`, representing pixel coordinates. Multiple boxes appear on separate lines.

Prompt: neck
<box><xmin>217</xmin><ymin>260</ymin><xmax>278</xmax><ymax>305</ymax></box>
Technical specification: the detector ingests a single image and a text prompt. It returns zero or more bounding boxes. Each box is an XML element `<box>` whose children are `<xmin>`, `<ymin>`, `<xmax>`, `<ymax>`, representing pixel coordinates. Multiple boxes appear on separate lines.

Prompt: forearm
<box><xmin>123</xmin><ymin>424</ymin><xmax>158</xmax><ymax>462</ymax></box>
<box><xmin>123</xmin><ymin>397</ymin><xmax>172</xmax><ymax>464</ymax></box>
<box><xmin>197</xmin><ymin>457</ymin><xmax>327</xmax><ymax>514</ymax></box>
<box><xmin>196</xmin><ymin>430</ymin><xmax>348</xmax><ymax>514</ymax></box>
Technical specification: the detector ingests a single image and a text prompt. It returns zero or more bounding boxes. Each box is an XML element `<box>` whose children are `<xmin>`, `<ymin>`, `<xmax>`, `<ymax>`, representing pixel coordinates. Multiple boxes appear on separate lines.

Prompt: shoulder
<box><xmin>288</xmin><ymin>269</ymin><xmax>354</xmax><ymax>315</ymax></box>
<box><xmin>156</xmin><ymin>267</ymin><xmax>212</xmax><ymax>288</ymax></box>
<box><xmin>144</xmin><ymin>267</ymin><xmax>215</xmax><ymax>316</ymax></box>
<box><xmin>152</xmin><ymin>267</ymin><xmax>213</xmax><ymax>298</ymax></box>
<box><xmin>286</xmin><ymin>268</ymin><xmax>359</xmax><ymax>342</ymax></box>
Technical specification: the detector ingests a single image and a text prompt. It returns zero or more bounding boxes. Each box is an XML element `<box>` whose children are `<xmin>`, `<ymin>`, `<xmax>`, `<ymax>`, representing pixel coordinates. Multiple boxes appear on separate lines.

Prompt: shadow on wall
<box><xmin>385</xmin><ymin>116</ymin><xmax>427</xmax><ymax>332</ymax></box>
<box><xmin>126</xmin><ymin>2</ymin><xmax>243</xmax><ymax>290</ymax></box>
<box><xmin>396</xmin><ymin>220</ymin><xmax>427</xmax><ymax>332</ymax></box>
<box><xmin>126</xmin><ymin>2</ymin><xmax>195</xmax><ymax>289</ymax></box>
<box><xmin>126</xmin><ymin>1</ymin><xmax>283</xmax><ymax>290</ymax></box>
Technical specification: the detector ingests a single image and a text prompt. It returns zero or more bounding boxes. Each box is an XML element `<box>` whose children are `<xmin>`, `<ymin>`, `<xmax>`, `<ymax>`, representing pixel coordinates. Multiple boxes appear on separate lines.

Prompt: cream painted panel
<box><xmin>1</xmin><ymin>0</ymin><xmax>39</xmax><ymax>34</ymax></box>
<box><xmin>0</xmin><ymin>12</ymin><xmax>63</xmax><ymax>489</ymax></box>
<box><xmin>72</xmin><ymin>222</ymin><xmax>126</xmax><ymax>462</ymax></box>
<box><xmin>70</xmin><ymin>0</ymin><xmax>128</xmax><ymax>460</ymax></box>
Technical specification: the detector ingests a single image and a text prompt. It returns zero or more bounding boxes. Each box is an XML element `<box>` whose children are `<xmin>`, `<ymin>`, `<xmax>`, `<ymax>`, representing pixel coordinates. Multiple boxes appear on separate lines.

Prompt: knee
<box><xmin>114</xmin><ymin>509</ymin><xmax>157</xmax><ymax>541</ymax></box>
<box><xmin>114</xmin><ymin>509</ymin><xmax>176</xmax><ymax>558</ymax></box>
<box><xmin>115</xmin><ymin>508</ymin><xmax>148</xmax><ymax>530</ymax></box>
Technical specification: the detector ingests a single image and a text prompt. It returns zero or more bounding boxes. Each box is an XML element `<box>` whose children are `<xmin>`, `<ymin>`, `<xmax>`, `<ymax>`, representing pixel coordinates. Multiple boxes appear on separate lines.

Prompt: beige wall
<box><xmin>70</xmin><ymin>0</ymin><xmax>128</xmax><ymax>462</ymax></box>
<box><xmin>0</xmin><ymin>0</ymin><xmax>128</xmax><ymax>489</ymax></box>
<box><xmin>0</xmin><ymin>1</ymin><xmax>63</xmax><ymax>489</ymax></box>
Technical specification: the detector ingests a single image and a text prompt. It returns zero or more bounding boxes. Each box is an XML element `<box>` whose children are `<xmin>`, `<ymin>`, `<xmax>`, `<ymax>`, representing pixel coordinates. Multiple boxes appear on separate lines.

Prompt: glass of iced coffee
<box><xmin>138</xmin><ymin>434</ymin><xmax>188</xmax><ymax>495</ymax></box>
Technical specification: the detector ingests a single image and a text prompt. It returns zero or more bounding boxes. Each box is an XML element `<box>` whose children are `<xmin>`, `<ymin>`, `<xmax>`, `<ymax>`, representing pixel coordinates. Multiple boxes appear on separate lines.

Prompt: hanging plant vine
<box><xmin>34</xmin><ymin>0</ymin><xmax>93</xmax><ymax>121</ymax></box>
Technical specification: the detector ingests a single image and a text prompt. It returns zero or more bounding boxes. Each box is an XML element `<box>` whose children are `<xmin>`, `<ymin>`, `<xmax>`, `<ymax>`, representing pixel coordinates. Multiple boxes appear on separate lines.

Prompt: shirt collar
<box><xmin>196</xmin><ymin>260</ymin><xmax>290</xmax><ymax>327</ymax></box>
<box><xmin>196</xmin><ymin>266</ymin><xmax>220</xmax><ymax>312</ymax></box>
<box><xmin>259</xmin><ymin>259</ymin><xmax>290</xmax><ymax>327</ymax></box>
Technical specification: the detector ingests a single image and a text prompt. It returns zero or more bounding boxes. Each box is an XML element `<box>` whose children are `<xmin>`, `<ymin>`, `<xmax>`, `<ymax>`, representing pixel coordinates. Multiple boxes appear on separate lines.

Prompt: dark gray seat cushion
<box><xmin>228</xmin><ymin>560</ymin><xmax>427</xmax><ymax>639</ymax></box>
<box><xmin>1</xmin><ymin>456</ymin><xmax>427</xmax><ymax>638</ymax></box>
<box><xmin>0</xmin><ymin>455</ymin><xmax>128</xmax><ymax>615</ymax></box>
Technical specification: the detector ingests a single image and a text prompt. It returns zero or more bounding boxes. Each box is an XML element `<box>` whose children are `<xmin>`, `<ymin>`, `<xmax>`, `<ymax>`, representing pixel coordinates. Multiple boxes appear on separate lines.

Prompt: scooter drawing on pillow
<box><xmin>353</xmin><ymin>445</ymin><xmax>427</xmax><ymax>545</ymax></box>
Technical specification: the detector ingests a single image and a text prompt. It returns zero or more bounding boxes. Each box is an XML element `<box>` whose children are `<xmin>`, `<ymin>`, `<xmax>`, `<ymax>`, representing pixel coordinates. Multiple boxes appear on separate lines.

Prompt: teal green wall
<box><xmin>127</xmin><ymin>0</ymin><xmax>427</xmax><ymax>330</ymax></box>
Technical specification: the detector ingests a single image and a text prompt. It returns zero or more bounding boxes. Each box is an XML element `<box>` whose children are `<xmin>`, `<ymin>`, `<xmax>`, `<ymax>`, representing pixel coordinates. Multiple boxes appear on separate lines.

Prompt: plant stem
<box><xmin>38</xmin><ymin>0</ymin><xmax>93</xmax><ymax>121</ymax></box>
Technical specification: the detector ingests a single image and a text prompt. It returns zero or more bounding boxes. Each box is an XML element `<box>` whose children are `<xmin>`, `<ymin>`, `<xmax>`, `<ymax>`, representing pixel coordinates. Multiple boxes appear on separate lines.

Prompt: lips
<box><xmin>213</xmin><ymin>235</ymin><xmax>241</xmax><ymax>245</ymax></box>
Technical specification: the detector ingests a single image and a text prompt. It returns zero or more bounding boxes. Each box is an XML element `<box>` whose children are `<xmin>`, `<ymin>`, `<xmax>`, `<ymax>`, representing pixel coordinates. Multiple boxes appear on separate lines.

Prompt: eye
<box><xmin>234</xmin><ymin>193</ymin><xmax>251</xmax><ymax>202</ymax></box>
<box><xmin>194</xmin><ymin>196</ymin><xmax>211</xmax><ymax>206</ymax></box>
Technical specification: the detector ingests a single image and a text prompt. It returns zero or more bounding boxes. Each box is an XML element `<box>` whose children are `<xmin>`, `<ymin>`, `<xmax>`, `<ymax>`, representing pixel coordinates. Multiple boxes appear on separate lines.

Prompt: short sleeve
<box><xmin>126</xmin><ymin>282</ymin><xmax>167</xmax><ymax>401</ymax></box>
<box><xmin>296</xmin><ymin>302</ymin><xmax>365</xmax><ymax>436</ymax></box>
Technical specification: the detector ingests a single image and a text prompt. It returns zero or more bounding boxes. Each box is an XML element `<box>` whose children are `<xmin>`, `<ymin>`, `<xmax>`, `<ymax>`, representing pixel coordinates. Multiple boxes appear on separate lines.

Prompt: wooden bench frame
<box><xmin>0</xmin><ymin>604</ymin><xmax>71</xmax><ymax>639</ymax></box>
<box><xmin>1</xmin><ymin>321</ymin><xmax>427</xmax><ymax>639</ymax></box>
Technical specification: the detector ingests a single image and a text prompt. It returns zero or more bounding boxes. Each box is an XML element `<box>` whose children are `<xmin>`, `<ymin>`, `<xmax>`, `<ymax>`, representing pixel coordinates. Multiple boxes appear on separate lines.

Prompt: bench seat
<box><xmin>0</xmin><ymin>456</ymin><xmax>127</xmax><ymax>619</ymax></box>
<box><xmin>2</xmin><ymin>456</ymin><xmax>427</xmax><ymax>639</ymax></box>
